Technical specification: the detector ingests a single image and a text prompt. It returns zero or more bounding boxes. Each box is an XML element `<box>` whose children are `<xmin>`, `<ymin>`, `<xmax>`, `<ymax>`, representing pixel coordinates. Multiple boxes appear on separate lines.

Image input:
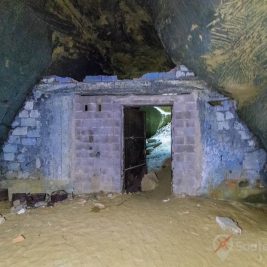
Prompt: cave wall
<box><xmin>0</xmin><ymin>0</ymin><xmax>172</xmax><ymax>146</ymax></box>
<box><xmin>149</xmin><ymin>0</ymin><xmax>267</xmax><ymax>150</ymax></box>
<box><xmin>0</xmin><ymin>0</ymin><xmax>52</xmax><ymax>146</ymax></box>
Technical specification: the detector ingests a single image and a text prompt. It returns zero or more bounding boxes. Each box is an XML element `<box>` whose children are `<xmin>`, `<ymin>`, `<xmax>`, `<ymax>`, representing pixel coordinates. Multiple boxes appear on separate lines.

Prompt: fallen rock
<box><xmin>17</xmin><ymin>208</ymin><xmax>26</xmax><ymax>215</ymax></box>
<box><xmin>0</xmin><ymin>214</ymin><xmax>6</xmax><ymax>225</ymax></box>
<box><xmin>11</xmin><ymin>204</ymin><xmax>27</xmax><ymax>214</ymax></box>
<box><xmin>141</xmin><ymin>172</ymin><xmax>158</xmax><ymax>191</ymax></box>
<box><xmin>91</xmin><ymin>202</ymin><xmax>105</xmax><ymax>212</ymax></box>
<box><xmin>162</xmin><ymin>198</ymin><xmax>170</xmax><ymax>203</ymax></box>
<box><xmin>12</xmin><ymin>234</ymin><xmax>25</xmax><ymax>244</ymax></box>
<box><xmin>216</xmin><ymin>216</ymin><xmax>242</xmax><ymax>235</ymax></box>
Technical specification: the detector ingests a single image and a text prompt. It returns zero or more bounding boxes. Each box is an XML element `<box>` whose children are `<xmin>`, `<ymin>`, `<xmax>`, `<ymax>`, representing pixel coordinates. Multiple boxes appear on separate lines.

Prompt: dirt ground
<box><xmin>1</xmin><ymin>165</ymin><xmax>267</xmax><ymax>267</ymax></box>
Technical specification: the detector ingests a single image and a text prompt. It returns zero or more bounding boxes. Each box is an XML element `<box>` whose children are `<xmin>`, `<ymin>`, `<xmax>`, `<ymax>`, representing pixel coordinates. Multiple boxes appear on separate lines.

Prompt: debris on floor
<box><xmin>12</xmin><ymin>234</ymin><xmax>25</xmax><ymax>244</ymax></box>
<box><xmin>141</xmin><ymin>172</ymin><xmax>158</xmax><ymax>191</ymax></box>
<box><xmin>0</xmin><ymin>214</ymin><xmax>6</xmax><ymax>224</ymax></box>
<box><xmin>216</xmin><ymin>216</ymin><xmax>242</xmax><ymax>234</ymax></box>
<box><xmin>50</xmin><ymin>190</ymin><xmax>68</xmax><ymax>203</ymax></box>
<box><xmin>34</xmin><ymin>201</ymin><xmax>47</xmax><ymax>208</ymax></box>
<box><xmin>162</xmin><ymin>198</ymin><xmax>170</xmax><ymax>203</ymax></box>
<box><xmin>91</xmin><ymin>202</ymin><xmax>106</xmax><ymax>212</ymax></box>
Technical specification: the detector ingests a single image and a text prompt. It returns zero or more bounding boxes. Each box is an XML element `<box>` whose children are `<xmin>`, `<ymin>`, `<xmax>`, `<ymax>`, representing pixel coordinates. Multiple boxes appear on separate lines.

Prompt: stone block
<box><xmin>12</xmin><ymin>127</ymin><xmax>28</xmax><ymax>136</ymax></box>
<box><xmin>185</xmin><ymin>120</ymin><xmax>195</xmax><ymax>127</ymax></box>
<box><xmin>225</xmin><ymin>111</ymin><xmax>234</xmax><ymax>120</ymax></box>
<box><xmin>4</xmin><ymin>153</ymin><xmax>15</xmax><ymax>161</ymax></box>
<box><xmin>18</xmin><ymin>110</ymin><xmax>29</xmax><ymax>118</ymax></box>
<box><xmin>216</xmin><ymin>112</ymin><xmax>225</xmax><ymax>121</ymax></box>
<box><xmin>173</xmin><ymin>153</ymin><xmax>184</xmax><ymax>162</ymax></box>
<box><xmin>17</xmin><ymin>154</ymin><xmax>26</xmax><ymax>163</ymax></box>
<box><xmin>24</xmin><ymin>101</ymin><xmax>33</xmax><ymax>110</ymax></box>
<box><xmin>218</xmin><ymin>121</ymin><xmax>230</xmax><ymax>130</ymax></box>
<box><xmin>21</xmin><ymin>138</ymin><xmax>37</xmax><ymax>146</ymax></box>
<box><xmin>243</xmin><ymin>150</ymin><xmax>266</xmax><ymax>170</ymax></box>
<box><xmin>11</xmin><ymin>120</ymin><xmax>20</xmax><ymax>128</ymax></box>
<box><xmin>21</xmin><ymin>118</ymin><xmax>36</xmax><ymax>127</ymax></box>
<box><xmin>3</xmin><ymin>144</ymin><xmax>17</xmax><ymax>153</ymax></box>
<box><xmin>176</xmin><ymin>136</ymin><xmax>184</xmax><ymax>144</ymax></box>
<box><xmin>24</xmin><ymin>101</ymin><xmax>34</xmax><ymax>110</ymax></box>
<box><xmin>30</xmin><ymin>110</ymin><xmax>40</xmax><ymax>118</ymax></box>
<box><xmin>8</xmin><ymin>162</ymin><xmax>20</xmax><ymax>171</ymax></box>
<box><xmin>234</xmin><ymin>122</ymin><xmax>245</xmax><ymax>131</ymax></box>
<box><xmin>8</xmin><ymin>136</ymin><xmax>21</xmax><ymax>144</ymax></box>
<box><xmin>186</xmin><ymin>136</ymin><xmax>195</xmax><ymax>144</ymax></box>
<box><xmin>238</xmin><ymin>130</ymin><xmax>250</xmax><ymax>140</ymax></box>
<box><xmin>174</xmin><ymin>120</ymin><xmax>184</xmax><ymax>128</ymax></box>
<box><xmin>28</xmin><ymin>130</ymin><xmax>40</xmax><ymax>138</ymax></box>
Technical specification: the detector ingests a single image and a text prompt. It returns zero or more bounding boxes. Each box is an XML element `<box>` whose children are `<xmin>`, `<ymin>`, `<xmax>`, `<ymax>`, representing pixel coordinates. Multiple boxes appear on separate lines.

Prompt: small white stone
<box><xmin>216</xmin><ymin>216</ymin><xmax>242</xmax><ymax>235</ymax></box>
<box><xmin>17</xmin><ymin>208</ymin><xmax>26</xmax><ymax>215</ymax></box>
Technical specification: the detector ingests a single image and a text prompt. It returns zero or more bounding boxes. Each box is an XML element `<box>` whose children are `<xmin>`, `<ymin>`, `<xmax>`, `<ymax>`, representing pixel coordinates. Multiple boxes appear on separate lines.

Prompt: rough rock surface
<box><xmin>149</xmin><ymin>0</ymin><xmax>267</xmax><ymax>149</ymax></box>
<box><xmin>0</xmin><ymin>0</ymin><xmax>266</xmax><ymax>152</ymax></box>
<box><xmin>0</xmin><ymin>0</ymin><xmax>172</xmax><ymax>145</ymax></box>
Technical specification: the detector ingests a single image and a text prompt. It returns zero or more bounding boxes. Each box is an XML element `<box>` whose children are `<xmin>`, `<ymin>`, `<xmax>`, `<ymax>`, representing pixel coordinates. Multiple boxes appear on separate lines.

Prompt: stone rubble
<box><xmin>141</xmin><ymin>172</ymin><xmax>159</xmax><ymax>191</ymax></box>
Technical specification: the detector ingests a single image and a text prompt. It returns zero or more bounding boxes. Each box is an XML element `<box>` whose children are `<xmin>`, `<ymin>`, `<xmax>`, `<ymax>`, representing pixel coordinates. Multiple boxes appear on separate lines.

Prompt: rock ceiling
<box><xmin>0</xmin><ymin>0</ymin><xmax>266</xmax><ymax>149</ymax></box>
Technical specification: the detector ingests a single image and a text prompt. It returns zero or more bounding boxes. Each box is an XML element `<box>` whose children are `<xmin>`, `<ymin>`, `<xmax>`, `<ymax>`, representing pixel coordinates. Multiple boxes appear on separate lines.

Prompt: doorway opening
<box><xmin>123</xmin><ymin>106</ymin><xmax>172</xmax><ymax>193</ymax></box>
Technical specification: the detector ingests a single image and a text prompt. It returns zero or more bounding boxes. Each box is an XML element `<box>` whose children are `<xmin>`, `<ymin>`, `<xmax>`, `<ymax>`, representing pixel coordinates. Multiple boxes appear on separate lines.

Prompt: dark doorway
<box><xmin>123</xmin><ymin>106</ymin><xmax>172</xmax><ymax>193</ymax></box>
<box><xmin>123</xmin><ymin>107</ymin><xmax>147</xmax><ymax>193</ymax></box>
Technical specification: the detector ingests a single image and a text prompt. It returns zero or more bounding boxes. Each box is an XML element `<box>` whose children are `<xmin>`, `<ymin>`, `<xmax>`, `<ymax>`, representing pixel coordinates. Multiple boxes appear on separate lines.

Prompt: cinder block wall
<box><xmin>73</xmin><ymin>93</ymin><xmax>203</xmax><ymax>195</ymax></box>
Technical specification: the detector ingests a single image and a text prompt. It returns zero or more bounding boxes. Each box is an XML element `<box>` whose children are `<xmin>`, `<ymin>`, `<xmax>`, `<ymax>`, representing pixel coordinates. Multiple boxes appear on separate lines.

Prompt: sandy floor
<box><xmin>1</xmin><ymin>166</ymin><xmax>267</xmax><ymax>267</ymax></box>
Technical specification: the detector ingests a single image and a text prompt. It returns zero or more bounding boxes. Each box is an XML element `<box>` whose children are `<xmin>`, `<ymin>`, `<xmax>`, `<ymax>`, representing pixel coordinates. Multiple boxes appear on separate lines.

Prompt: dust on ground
<box><xmin>1</xmin><ymin>164</ymin><xmax>267</xmax><ymax>267</ymax></box>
